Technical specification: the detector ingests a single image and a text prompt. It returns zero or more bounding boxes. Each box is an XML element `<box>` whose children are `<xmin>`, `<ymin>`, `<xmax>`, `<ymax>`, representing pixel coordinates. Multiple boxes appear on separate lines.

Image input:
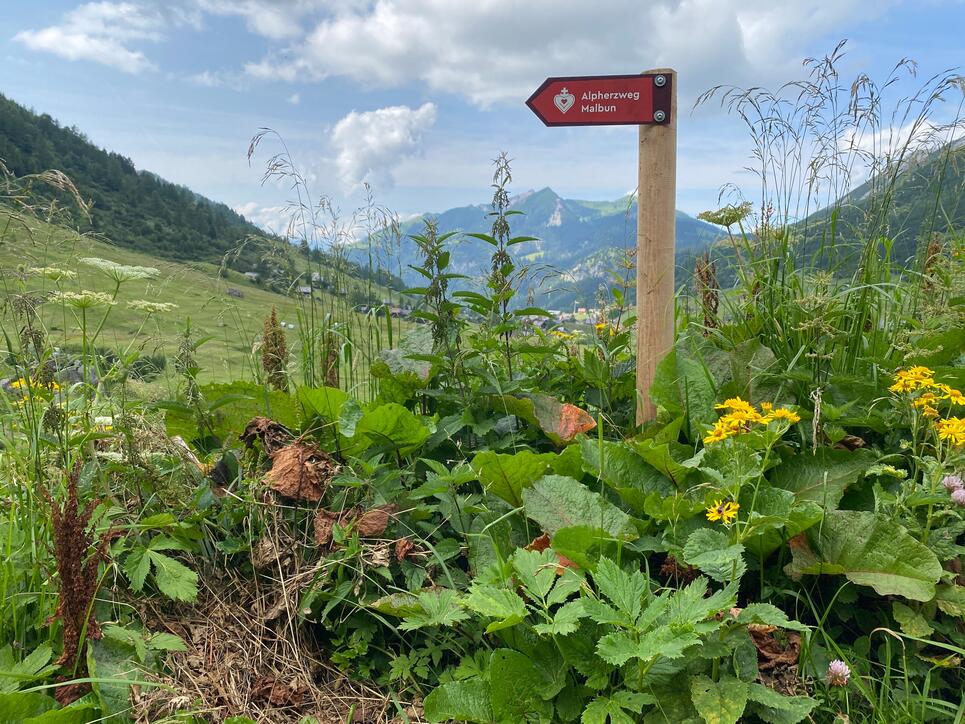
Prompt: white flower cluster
<box><xmin>80</xmin><ymin>257</ymin><xmax>159</xmax><ymax>282</ymax></box>
<box><xmin>28</xmin><ymin>266</ymin><xmax>76</xmax><ymax>281</ymax></box>
<box><xmin>128</xmin><ymin>299</ymin><xmax>178</xmax><ymax>314</ymax></box>
<box><xmin>49</xmin><ymin>290</ymin><xmax>117</xmax><ymax>309</ymax></box>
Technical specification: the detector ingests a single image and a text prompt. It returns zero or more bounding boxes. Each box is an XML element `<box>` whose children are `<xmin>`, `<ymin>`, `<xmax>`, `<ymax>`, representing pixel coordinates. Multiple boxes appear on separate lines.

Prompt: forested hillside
<box><xmin>0</xmin><ymin>93</ymin><xmax>265</xmax><ymax>269</ymax></box>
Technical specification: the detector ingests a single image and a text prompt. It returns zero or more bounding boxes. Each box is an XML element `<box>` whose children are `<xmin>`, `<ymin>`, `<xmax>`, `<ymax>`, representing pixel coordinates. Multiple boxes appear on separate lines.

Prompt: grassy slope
<box><xmin>0</xmin><ymin>207</ymin><xmax>396</xmax><ymax>383</ymax></box>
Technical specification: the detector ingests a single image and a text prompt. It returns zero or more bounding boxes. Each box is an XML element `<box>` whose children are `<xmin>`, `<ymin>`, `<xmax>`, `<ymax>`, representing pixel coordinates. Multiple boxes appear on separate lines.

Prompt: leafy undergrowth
<box><xmin>2</xmin><ymin>49</ymin><xmax>965</xmax><ymax>723</ymax></box>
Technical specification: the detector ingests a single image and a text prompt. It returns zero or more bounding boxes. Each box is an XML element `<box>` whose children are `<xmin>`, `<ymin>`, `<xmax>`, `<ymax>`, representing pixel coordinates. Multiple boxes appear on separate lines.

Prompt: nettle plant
<box><xmin>390</xmin><ymin>551</ymin><xmax>816</xmax><ymax>723</ymax></box>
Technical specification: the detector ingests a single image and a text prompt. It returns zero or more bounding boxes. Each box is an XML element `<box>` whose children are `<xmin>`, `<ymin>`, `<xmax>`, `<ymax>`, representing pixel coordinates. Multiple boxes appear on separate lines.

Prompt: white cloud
<box><xmin>234</xmin><ymin>201</ymin><xmax>293</xmax><ymax>234</ymax></box>
<box><xmin>287</xmin><ymin>92</ymin><xmax>301</xmax><ymax>105</ymax></box>
<box><xmin>331</xmin><ymin>102</ymin><xmax>437</xmax><ymax>190</ymax></box>
<box><xmin>13</xmin><ymin>1</ymin><xmax>199</xmax><ymax>74</ymax></box>
<box><xmin>197</xmin><ymin>0</ymin><xmax>334</xmax><ymax>40</ymax></box>
<box><xmin>241</xmin><ymin>0</ymin><xmax>894</xmax><ymax>106</ymax></box>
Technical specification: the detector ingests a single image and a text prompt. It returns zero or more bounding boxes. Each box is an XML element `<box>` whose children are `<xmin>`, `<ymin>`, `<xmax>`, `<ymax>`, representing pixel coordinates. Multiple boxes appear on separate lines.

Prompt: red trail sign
<box><xmin>525</xmin><ymin>69</ymin><xmax>678</xmax><ymax>425</ymax></box>
<box><xmin>525</xmin><ymin>73</ymin><xmax>671</xmax><ymax>126</ymax></box>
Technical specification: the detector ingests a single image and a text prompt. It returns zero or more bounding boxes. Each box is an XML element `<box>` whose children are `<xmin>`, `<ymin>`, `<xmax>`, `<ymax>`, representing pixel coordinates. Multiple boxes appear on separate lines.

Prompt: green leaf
<box><xmin>0</xmin><ymin>644</ymin><xmax>53</xmax><ymax>694</ymax></box>
<box><xmin>147</xmin><ymin>632</ymin><xmax>188</xmax><ymax>652</ymax></box>
<box><xmin>551</xmin><ymin>526</ymin><xmax>621</xmax><ymax>570</ymax></box>
<box><xmin>892</xmin><ymin>601</ymin><xmax>934</xmax><ymax>638</ymax></box>
<box><xmin>736</xmin><ymin>603</ymin><xmax>807</xmax><ymax>632</ymax></box>
<box><xmin>597</xmin><ymin>627</ymin><xmax>699</xmax><ymax>666</ymax></box>
<box><xmin>592</xmin><ymin>558</ymin><xmax>648</xmax><ymax>624</ymax></box>
<box><xmin>88</xmin><ymin>637</ymin><xmax>141</xmax><ymax>717</ymax></box>
<box><xmin>784</xmin><ymin>511</ymin><xmax>942</xmax><ymax>601</ymax></box>
<box><xmin>398</xmin><ymin>589</ymin><xmax>470</xmax><ymax>631</ymax></box>
<box><xmin>369</xmin><ymin>592</ymin><xmax>422</xmax><ymax>618</ymax></box>
<box><xmin>581</xmin><ymin>439</ymin><xmax>674</xmax><ymax>512</ymax></box>
<box><xmin>146</xmin><ymin>550</ymin><xmax>198</xmax><ymax>602</ymax></box>
<box><xmin>489</xmin><ymin>649</ymin><xmax>553</xmax><ymax>721</ymax></box>
<box><xmin>533</xmin><ymin>600</ymin><xmax>586</xmax><ymax>636</ymax></box>
<box><xmin>464</xmin><ymin>585</ymin><xmax>528</xmax><ymax>633</ymax></box>
<box><xmin>745</xmin><ymin>683</ymin><xmax>817</xmax><ymax>724</ymax></box>
<box><xmin>357</xmin><ymin>403</ymin><xmax>429</xmax><ymax>454</ymax></box>
<box><xmin>522</xmin><ymin>475</ymin><xmax>637</xmax><ymax>540</ymax></box>
<box><xmin>683</xmin><ymin>529</ymin><xmax>746</xmax><ymax>584</ymax></box>
<box><xmin>512</xmin><ymin>548</ymin><xmax>559</xmax><ymax>601</ymax></box>
<box><xmin>0</xmin><ymin>692</ymin><xmax>56</xmax><ymax>719</ymax></box>
<box><xmin>471</xmin><ymin>449</ymin><xmax>554</xmax><ymax>507</ymax></box>
<box><xmin>770</xmin><ymin>448</ymin><xmax>874</xmax><ymax>509</ymax></box>
<box><xmin>689</xmin><ymin>675</ymin><xmax>748</xmax><ymax>724</ymax></box>
<box><xmin>650</xmin><ymin>335</ymin><xmax>720</xmax><ymax>440</ymax></box>
<box><xmin>298</xmin><ymin>385</ymin><xmax>349</xmax><ymax>421</ymax></box>
<box><xmin>423</xmin><ymin>680</ymin><xmax>493</xmax><ymax>723</ymax></box>
<box><xmin>740</xmin><ymin>487</ymin><xmax>823</xmax><ymax>558</ymax></box>
<box><xmin>23</xmin><ymin>703</ymin><xmax>99</xmax><ymax>723</ymax></box>
<box><xmin>123</xmin><ymin>546</ymin><xmax>151</xmax><ymax>592</ymax></box>
<box><xmin>934</xmin><ymin>584</ymin><xmax>965</xmax><ymax>616</ymax></box>
<box><xmin>631</xmin><ymin>437</ymin><xmax>696</xmax><ymax>486</ymax></box>
<box><xmin>582</xmin><ymin>692</ymin><xmax>655</xmax><ymax>724</ymax></box>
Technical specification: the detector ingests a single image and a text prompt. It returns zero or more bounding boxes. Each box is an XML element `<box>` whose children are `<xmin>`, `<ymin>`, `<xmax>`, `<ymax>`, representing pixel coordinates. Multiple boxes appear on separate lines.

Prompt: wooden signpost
<box><xmin>526</xmin><ymin>69</ymin><xmax>677</xmax><ymax>425</ymax></box>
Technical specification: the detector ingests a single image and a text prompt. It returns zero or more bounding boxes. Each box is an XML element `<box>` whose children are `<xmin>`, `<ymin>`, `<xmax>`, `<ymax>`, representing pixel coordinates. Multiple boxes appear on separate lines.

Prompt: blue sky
<box><xmin>2</xmin><ymin>0</ymin><xmax>964</xmax><ymax>233</ymax></box>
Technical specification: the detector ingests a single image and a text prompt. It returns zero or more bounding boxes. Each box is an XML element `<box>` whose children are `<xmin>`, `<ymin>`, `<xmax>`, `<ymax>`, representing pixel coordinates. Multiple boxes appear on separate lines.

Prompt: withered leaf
<box><xmin>556</xmin><ymin>403</ymin><xmax>597</xmax><ymax>443</ymax></box>
<box><xmin>395</xmin><ymin>537</ymin><xmax>415</xmax><ymax>562</ymax></box>
<box><xmin>241</xmin><ymin>416</ymin><xmax>292</xmax><ymax>453</ymax></box>
<box><xmin>524</xmin><ymin>532</ymin><xmax>578</xmax><ymax>572</ymax></box>
<box><xmin>355</xmin><ymin>504</ymin><xmax>397</xmax><ymax>537</ymax></box>
<box><xmin>313</xmin><ymin>509</ymin><xmax>340</xmax><ymax>547</ymax></box>
<box><xmin>267</xmin><ymin>442</ymin><xmax>337</xmax><ymax>502</ymax></box>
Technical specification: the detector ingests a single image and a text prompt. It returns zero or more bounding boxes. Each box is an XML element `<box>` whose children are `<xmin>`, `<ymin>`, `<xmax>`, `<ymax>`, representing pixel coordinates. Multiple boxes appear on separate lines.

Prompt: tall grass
<box><xmin>692</xmin><ymin>41</ymin><xmax>965</xmax><ymax>399</ymax></box>
<box><xmin>247</xmin><ymin>129</ymin><xmax>405</xmax><ymax>402</ymax></box>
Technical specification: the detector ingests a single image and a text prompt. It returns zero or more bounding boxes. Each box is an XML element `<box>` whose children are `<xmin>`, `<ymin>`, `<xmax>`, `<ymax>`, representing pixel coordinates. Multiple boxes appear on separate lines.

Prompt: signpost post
<box><xmin>526</xmin><ymin>69</ymin><xmax>677</xmax><ymax>425</ymax></box>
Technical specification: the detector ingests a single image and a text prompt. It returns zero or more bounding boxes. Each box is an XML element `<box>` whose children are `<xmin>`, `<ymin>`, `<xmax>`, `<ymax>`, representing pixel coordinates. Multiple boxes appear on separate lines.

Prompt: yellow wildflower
<box><xmin>936</xmin><ymin>417</ymin><xmax>965</xmax><ymax>447</ymax></box>
<box><xmin>768</xmin><ymin>407</ymin><xmax>801</xmax><ymax>424</ymax></box>
<box><xmin>936</xmin><ymin>384</ymin><xmax>965</xmax><ymax>406</ymax></box>
<box><xmin>889</xmin><ymin>366</ymin><xmax>936</xmax><ymax>393</ymax></box>
<box><xmin>706</xmin><ymin>500</ymin><xmax>740</xmax><ymax>523</ymax></box>
<box><xmin>715</xmin><ymin>397</ymin><xmax>756</xmax><ymax>414</ymax></box>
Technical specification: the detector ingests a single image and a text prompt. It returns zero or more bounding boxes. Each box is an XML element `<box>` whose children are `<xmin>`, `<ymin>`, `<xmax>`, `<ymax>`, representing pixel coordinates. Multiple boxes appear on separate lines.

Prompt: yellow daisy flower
<box><xmin>706</xmin><ymin>500</ymin><xmax>740</xmax><ymax>524</ymax></box>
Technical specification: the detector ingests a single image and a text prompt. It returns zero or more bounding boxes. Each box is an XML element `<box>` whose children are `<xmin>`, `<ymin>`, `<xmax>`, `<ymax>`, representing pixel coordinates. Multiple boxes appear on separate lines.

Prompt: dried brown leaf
<box><xmin>267</xmin><ymin>442</ymin><xmax>337</xmax><ymax>502</ymax></box>
<box><xmin>241</xmin><ymin>416</ymin><xmax>292</xmax><ymax>453</ymax></box>
<box><xmin>355</xmin><ymin>504</ymin><xmax>397</xmax><ymax>537</ymax></box>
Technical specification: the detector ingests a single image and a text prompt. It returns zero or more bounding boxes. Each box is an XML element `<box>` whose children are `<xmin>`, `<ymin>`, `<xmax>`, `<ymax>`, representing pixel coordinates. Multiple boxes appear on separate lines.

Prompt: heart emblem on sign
<box><xmin>553</xmin><ymin>88</ymin><xmax>575</xmax><ymax>114</ymax></box>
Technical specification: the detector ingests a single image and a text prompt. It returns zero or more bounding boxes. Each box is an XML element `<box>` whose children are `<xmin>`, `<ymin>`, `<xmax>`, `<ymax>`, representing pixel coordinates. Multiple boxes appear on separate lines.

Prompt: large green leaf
<box><xmin>423</xmin><ymin>680</ymin><xmax>493</xmax><ymax>723</ymax></box>
<box><xmin>650</xmin><ymin>335</ymin><xmax>721</xmax><ymax>441</ymax></box>
<box><xmin>356</xmin><ymin>403</ymin><xmax>429</xmax><ymax>454</ymax></box>
<box><xmin>689</xmin><ymin>675</ymin><xmax>748</xmax><ymax>724</ymax></box>
<box><xmin>739</xmin><ymin>486</ymin><xmax>823</xmax><ymax>558</ymax></box>
<box><xmin>745</xmin><ymin>683</ymin><xmax>817</xmax><ymax>724</ymax></box>
<box><xmin>88</xmin><ymin>637</ymin><xmax>141</xmax><ymax>718</ymax></box>
<box><xmin>784</xmin><ymin>511</ymin><xmax>942</xmax><ymax>601</ymax></box>
<box><xmin>489</xmin><ymin>649</ymin><xmax>554</xmax><ymax>720</ymax></box>
<box><xmin>581</xmin><ymin>439</ymin><xmax>673</xmax><ymax>512</ymax></box>
<box><xmin>471</xmin><ymin>450</ymin><xmax>554</xmax><ymax>507</ymax></box>
<box><xmin>522</xmin><ymin>475</ymin><xmax>637</xmax><ymax>540</ymax></box>
<box><xmin>683</xmin><ymin>529</ymin><xmax>746</xmax><ymax>584</ymax></box>
<box><xmin>770</xmin><ymin>448</ymin><xmax>874</xmax><ymax>509</ymax></box>
<box><xmin>297</xmin><ymin>385</ymin><xmax>348</xmax><ymax>421</ymax></box>
<box><xmin>163</xmin><ymin>380</ymin><xmax>299</xmax><ymax>444</ymax></box>
<box><xmin>0</xmin><ymin>692</ymin><xmax>56</xmax><ymax>720</ymax></box>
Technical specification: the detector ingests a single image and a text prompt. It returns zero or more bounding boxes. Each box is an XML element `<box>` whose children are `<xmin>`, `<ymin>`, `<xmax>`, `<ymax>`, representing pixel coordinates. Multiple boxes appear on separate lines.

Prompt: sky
<box><xmin>2</xmin><ymin>0</ymin><xmax>964</xmax><ymax>234</ymax></box>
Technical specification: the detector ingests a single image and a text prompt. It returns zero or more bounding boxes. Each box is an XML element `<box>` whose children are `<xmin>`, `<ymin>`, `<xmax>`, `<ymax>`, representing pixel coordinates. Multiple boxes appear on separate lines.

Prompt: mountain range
<box><xmin>3</xmin><ymin>91</ymin><xmax>962</xmax><ymax>312</ymax></box>
<box><xmin>381</xmin><ymin>188</ymin><xmax>722</xmax><ymax>309</ymax></box>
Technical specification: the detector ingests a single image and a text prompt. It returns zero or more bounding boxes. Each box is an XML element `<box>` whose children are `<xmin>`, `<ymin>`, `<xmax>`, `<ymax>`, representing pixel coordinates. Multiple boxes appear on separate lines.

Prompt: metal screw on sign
<box><xmin>654</xmin><ymin>75</ymin><xmax>666</xmax><ymax>87</ymax></box>
<box><xmin>653</xmin><ymin>110</ymin><xmax>667</xmax><ymax>123</ymax></box>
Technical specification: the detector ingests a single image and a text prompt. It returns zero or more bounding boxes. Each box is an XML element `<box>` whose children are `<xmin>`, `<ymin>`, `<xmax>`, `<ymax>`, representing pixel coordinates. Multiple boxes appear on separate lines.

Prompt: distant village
<box><xmin>227</xmin><ymin>269</ymin><xmax>599</xmax><ymax>332</ymax></box>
